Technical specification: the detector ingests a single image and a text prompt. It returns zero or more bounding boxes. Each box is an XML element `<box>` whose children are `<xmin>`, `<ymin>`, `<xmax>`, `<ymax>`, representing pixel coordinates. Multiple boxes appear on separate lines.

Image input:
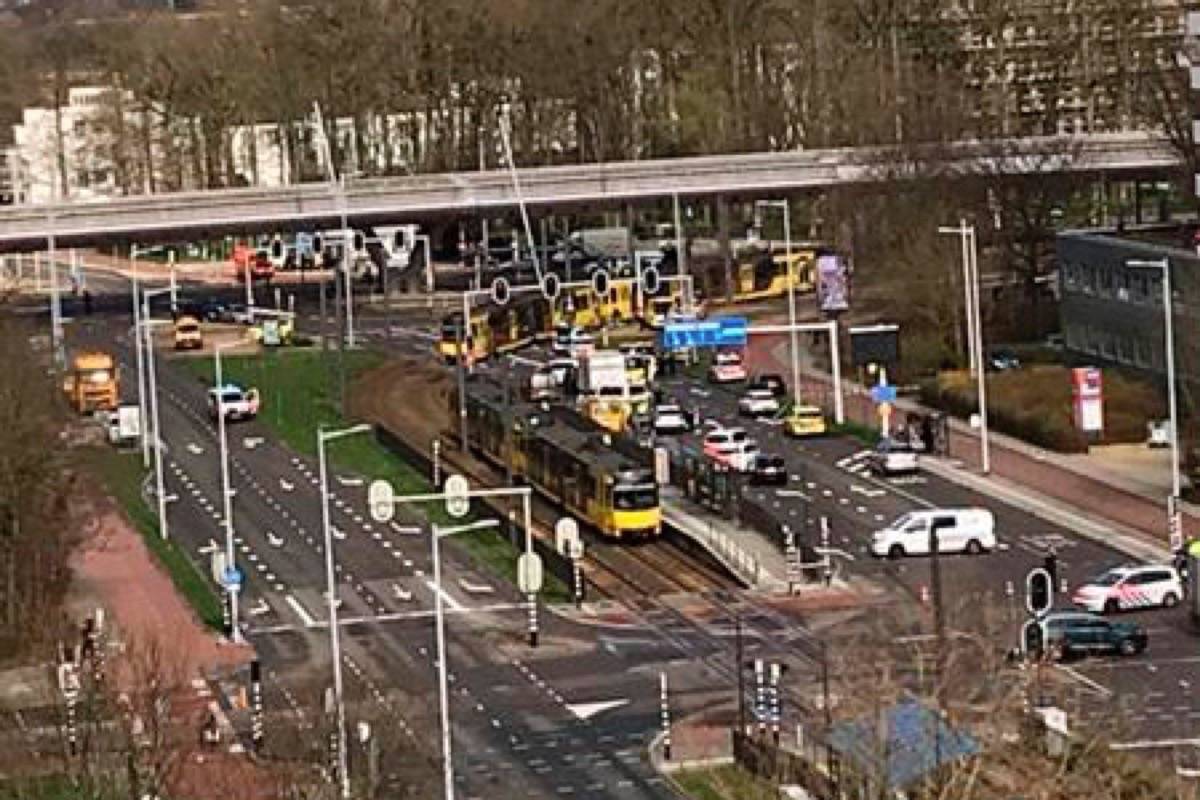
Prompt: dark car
<box><xmin>749</xmin><ymin>373</ymin><xmax>787</xmax><ymax>398</ymax></box>
<box><xmin>199</xmin><ymin>300</ymin><xmax>231</xmax><ymax>323</ymax></box>
<box><xmin>750</xmin><ymin>454</ymin><xmax>788</xmax><ymax>486</ymax></box>
<box><xmin>1043</xmin><ymin>611</ymin><xmax>1148</xmax><ymax>660</ymax></box>
<box><xmin>987</xmin><ymin>349</ymin><xmax>1021</xmax><ymax>372</ymax></box>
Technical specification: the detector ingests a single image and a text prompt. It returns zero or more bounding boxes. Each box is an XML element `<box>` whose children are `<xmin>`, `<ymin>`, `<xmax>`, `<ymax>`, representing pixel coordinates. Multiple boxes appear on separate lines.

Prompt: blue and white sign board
<box><xmin>870</xmin><ymin>384</ymin><xmax>897</xmax><ymax>405</ymax></box>
<box><xmin>221</xmin><ymin>566</ymin><xmax>244</xmax><ymax>592</ymax></box>
<box><xmin>660</xmin><ymin>316</ymin><xmax>748</xmax><ymax>350</ymax></box>
<box><xmin>295</xmin><ymin>233</ymin><xmax>314</xmax><ymax>257</ymax></box>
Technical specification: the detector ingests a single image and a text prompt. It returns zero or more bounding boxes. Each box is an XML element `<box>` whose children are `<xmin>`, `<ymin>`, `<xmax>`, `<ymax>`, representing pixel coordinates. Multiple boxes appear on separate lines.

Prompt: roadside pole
<box><xmin>131</xmin><ymin>249</ymin><xmax>149</xmax><ymax>467</ymax></box>
<box><xmin>660</xmin><ymin>671</ymin><xmax>672</xmax><ymax>761</ymax></box>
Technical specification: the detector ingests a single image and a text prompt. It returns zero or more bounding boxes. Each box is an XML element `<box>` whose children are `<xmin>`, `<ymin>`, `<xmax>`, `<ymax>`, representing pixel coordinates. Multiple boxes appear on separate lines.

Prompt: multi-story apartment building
<box><xmin>952</xmin><ymin>0</ymin><xmax>1186</xmax><ymax>137</ymax></box>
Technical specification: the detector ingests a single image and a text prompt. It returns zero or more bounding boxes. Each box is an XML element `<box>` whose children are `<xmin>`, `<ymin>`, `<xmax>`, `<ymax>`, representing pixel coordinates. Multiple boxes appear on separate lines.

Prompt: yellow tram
<box><xmin>460</xmin><ymin>376</ymin><xmax>661</xmax><ymax>540</ymax></box>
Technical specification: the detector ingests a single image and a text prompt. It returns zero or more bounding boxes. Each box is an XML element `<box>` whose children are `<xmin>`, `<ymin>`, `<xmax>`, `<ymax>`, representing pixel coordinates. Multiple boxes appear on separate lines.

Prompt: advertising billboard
<box><xmin>816</xmin><ymin>253</ymin><xmax>850</xmax><ymax>313</ymax></box>
<box><xmin>1071</xmin><ymin>367</ymin><xmax>1104</xmax><ymax>434</ymax></box>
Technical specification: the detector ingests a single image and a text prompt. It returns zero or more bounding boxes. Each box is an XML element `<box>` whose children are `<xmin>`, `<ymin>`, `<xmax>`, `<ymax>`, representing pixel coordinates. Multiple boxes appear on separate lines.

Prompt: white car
<box><xmin>738</xmin><ymin>389</ymin><xmax>780</xmax><ymax>418</ymax></box>
<box><xmin>870</xmin><ymin>509</ymin><xmax>996</xmax><ymax>558</ymax></box>
<box><xmin>1072</xmin><ymin>564</ymin><xmax>1183</xmax><ymax>614</ymax></box>
<box><xmin>723</xmin><ymin>440</ymin><xmax>761</xmax><ymax>472</ymax></box>
<box><xmin>653</xmin><ymin>404</ymin><xmax>690</xmax><ymax>435</ymax></box>
<box><xmin>703</xmin><ymin>427</ymin><xmax>749</xmax><ymax>460</ymax></box>
<box><xmin>553</xmin><ymin>326</ymin><xmax>593</xmax><ymax>356</ymax></box>
<box><xmin>207</xmin><ymin>384</ymin><xmax>260</xmax><ymax>422</ymax></box>
<box><xmin>869</xmin><ymin>438</ymin><xmax>919</xmax><ymax>476</ymax></box>
<box><xmin>707</xmin><ymin>351</ymin><xmax>747</xmax><ymax>384</ymax></box>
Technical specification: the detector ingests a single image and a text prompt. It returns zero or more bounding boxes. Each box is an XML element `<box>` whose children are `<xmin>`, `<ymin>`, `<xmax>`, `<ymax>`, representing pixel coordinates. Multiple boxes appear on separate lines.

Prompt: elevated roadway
<box><xmin>0</xmin><ymin>131</ymin><xmax>1180</xmax><ymax>252</ymax></box>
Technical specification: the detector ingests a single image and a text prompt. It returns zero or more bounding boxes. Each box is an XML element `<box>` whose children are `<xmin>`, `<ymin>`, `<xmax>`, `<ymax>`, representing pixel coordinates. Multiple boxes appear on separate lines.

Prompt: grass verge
<box><xmin>831</xmin><ymin>419</ymin><xmax>882</xmax><ymax>446</ymax></box>
<box><xmin>180</xmin><ymin>349</ymin><xmax>570</xmax><ymax>603</ymax></box>
<box><xmin>672</xmin><ymin>765</ymin><xmax>777</xmax><ymax>800</ymax></box>
<box><xmin>78</xmin><ymin>447</ymin><xmax>223</xmax><ymax>630</ymax></box>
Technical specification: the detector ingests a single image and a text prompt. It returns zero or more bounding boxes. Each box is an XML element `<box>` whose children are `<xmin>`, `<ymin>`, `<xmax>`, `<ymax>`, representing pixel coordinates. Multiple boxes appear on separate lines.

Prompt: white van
<box><xmin>870</xmin><ymin>509</ymin><xmax>996</xmax><ymax>559</ymax></box>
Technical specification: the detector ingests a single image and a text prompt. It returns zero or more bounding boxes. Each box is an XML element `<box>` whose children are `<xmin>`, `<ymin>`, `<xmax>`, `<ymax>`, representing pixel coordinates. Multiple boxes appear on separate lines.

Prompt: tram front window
<box><xmin>614</xmin><ymin>486</ymin><xmax>658</xmax><ymax>510</ymax></box>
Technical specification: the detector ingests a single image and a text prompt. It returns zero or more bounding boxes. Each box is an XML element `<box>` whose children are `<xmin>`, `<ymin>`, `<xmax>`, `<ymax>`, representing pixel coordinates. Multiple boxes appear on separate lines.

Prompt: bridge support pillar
<box><xmin>717</xmin><ymin>194</ymin><xmax>732</xmax><ymax>303</ymax></box>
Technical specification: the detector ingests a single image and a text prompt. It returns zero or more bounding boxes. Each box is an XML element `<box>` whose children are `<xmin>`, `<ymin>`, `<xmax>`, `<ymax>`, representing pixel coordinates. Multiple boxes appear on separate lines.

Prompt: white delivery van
<box><xmin>870</xmin><ymin>509</ymin><xmax>996</xmax><ymax>559</ymax></box>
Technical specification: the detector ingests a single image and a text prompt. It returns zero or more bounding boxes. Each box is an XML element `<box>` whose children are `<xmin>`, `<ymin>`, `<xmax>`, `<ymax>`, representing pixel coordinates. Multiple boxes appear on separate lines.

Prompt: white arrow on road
<box><xmin>565</xmin><ymin>699</ymin><xmax>630</xmax><ymax>721</ymax></box>
<box><xmin>243</xmin><ymin>436</ymin><xmax>265</xmax><ymax>450</ymax></box>
<box><xmin>197</xmin><ymin>538</ymin><xmax>220</xmax><ymax>555</ymax></box>
<box><xmin>279</xmin><ymin>478</ymin><xmax>294</xmax><ymax>492</ymax></box>
<box><xmin>335</xmin><ymin>475</ymin><xmax>364</xmax><ymax>488</ymax></box>
<box><xmin>850</xmin><ymin>484</ymin><xmax>885</xmax><ymax>498</ymax></box>
<box><xmin>186</xmin><ymin>443</ymin><xmax>204</xmax><ymax>455</ymax></box>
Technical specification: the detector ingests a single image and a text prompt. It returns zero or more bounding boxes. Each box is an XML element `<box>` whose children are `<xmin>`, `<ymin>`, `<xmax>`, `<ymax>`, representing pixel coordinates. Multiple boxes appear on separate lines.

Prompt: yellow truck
<box><xmin>174</xmin><ymin>314</ymin><xmax>203</xmax><ymax>350</ymax></box>
<box><xmin>63</xmin><ymin>351</ymin><xmax>119</xmax><ymax>414</ymax></box>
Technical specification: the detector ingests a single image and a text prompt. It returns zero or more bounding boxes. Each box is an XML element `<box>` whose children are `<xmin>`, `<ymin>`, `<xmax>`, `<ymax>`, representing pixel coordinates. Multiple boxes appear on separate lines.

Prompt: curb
<box><xmin>921</xmin><ymin>457</ymin><xmax>1171</xmax><ymax>564</ymax></box>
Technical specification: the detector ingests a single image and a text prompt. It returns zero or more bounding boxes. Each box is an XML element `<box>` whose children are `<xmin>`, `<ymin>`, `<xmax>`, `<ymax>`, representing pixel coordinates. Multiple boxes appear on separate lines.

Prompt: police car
<box><xmin>1071</xmin><ymin>564</ymin><xmax>1183</xmax><ymax>614</ymax></box>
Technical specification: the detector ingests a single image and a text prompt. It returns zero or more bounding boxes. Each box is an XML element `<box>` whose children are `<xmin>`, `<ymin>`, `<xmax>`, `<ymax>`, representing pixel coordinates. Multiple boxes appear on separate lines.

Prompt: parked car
<box><xmin>869</xmin><ymin>437</ymin><xmax>919</xmax><ymax>476</ymax></box>
<box><xmin>784</xmin><ymin>405</ymin><xmax>827</xmax><ymax>438</ymax></box>
<box><xmin>653</xmin><ymin>404</ymin><xmax>691</xmax><ymax>435</ymax></box>
<box><xmin>987</xmin><ymin>349</ymin><xmax>1021</xmax><ymax>372</ymax></box>
<box><xmin>707</xmin><ymin>351</ymin><xmax>747</xmax><ymax>384</ymax></box>
<box><xmin>750</xmin><ymin>454</ymin><xmax>788</xmax><ymax>485</ymax></box>
<box><xmin>1072</xmin><ymin>564</ymin><xmax>1183</xmax><ymax>614</ymax></box>
<box><xmin>226</xmin><ymin>303</ymin><xmax>254</xmax><ymax>325</ymax></box>
<box><xmin>748</xmin><ymin>373</ymin><xmax>787</xmax><ymax>398</ymax></box>
<box><xmin>1147</xmin><ymin>420</ymin><xmax>1172</xmax><ymax>449</ymax></box>
<box><xmin>1042</xmin><ymin>611</ymin><xmax>1148</xmax><ymax>660</ymax></box>
<box><xmin>870</xmin><ymin>508</ymin><xmax>996</xmax><ymax>559</ymax></box>
<box><xmin>738</xmin><ymin>388</ymin><xmax>781</xmax><ymax>418</ymax></box>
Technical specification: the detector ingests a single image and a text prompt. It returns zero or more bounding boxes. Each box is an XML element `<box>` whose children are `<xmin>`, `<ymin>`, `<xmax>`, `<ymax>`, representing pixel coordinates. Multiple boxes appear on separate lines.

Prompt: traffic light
<box><xmin>1043</xmin><ymin>552</ymin><xmax>1058</xmax><ymax>586</ymax></box>
<box><xmin>1021</xmin><ymin>619</ymin><xmax>1044</xmax><ymax>659</ymax></box>
<box><xmin>351</xmin><ymin>231</ymin><xmax>366</xmax><ymax>255</ymax></box>
<box><xmin>312</xmin><ymin>234</ymin><xmax>324</xmax><ymax>256</ymax></box>
<box><xmin>270</xmin><ymin>237</ymin><xmax>283</xmax><ymax>260</ymax></box>
<box><xmin>1026</xmin><ymin>568</ymin><xmax>1053</xmax><ymax>616</ymax></box>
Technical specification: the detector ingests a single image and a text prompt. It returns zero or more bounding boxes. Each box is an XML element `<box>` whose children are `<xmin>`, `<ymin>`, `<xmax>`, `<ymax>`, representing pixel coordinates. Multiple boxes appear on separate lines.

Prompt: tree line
<box><xmin>0</xmin><ymin>0</ymin><xmax>1189</xmax><ymax>196</ymax></box>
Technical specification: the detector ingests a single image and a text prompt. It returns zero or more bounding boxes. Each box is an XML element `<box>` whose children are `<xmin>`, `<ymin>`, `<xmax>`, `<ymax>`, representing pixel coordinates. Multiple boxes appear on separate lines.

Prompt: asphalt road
<box><xmin>61</xmin><ymin>286</ymin><xmax>1200</xmax><ymax>782</ymax></box>
<box><xmin>653</xmin><ymin>372</ymin><xmax>1200</xmax><ymax>751</ymax></box>
<box><xmin>72</xmin><ymin>311</ymin><xmax>699</xmax><ymax>799</ymax></box>
<box><xmin>485</xmin><ymin>335</ymin><xmax>1200</xmax><ymax>755</ymax></box>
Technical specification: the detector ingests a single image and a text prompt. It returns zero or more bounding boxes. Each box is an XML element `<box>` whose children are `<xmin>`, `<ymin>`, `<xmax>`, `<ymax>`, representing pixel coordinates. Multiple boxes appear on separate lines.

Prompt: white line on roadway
<box><xmin>285</xmin><ymin>595</ymin><xmax>317</xmax><ymax>627</ymax></box>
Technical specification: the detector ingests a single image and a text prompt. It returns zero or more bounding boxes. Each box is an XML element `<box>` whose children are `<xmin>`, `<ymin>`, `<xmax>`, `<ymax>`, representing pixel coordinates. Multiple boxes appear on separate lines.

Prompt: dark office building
<box><xmin>1057</xmin><ymin>231</ymin><xmax>1200</xmax><ymax>398</ymax></box>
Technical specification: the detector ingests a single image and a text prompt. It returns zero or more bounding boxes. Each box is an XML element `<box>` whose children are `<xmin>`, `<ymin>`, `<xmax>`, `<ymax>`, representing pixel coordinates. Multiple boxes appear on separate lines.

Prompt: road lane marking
<box><xmin>285</xmin><ymin>595</ymin><xmax>317</xmax><ymax>627</ymax></box>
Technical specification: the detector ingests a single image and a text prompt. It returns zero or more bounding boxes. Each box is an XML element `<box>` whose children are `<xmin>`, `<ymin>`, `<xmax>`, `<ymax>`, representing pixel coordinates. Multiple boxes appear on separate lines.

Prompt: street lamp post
<box><xmin>756</xmin><ymin>200</ymin><xmax>801</xmax><ymax>409</ymax></box>
<box><xmin>214</xmin><ymin>341</ymin><xmax>247</xmax><ymax>645</ymax></box>
<box><xmin>318</xmin><ymin>423</ymin><xmax>373</xmax><ymax>800</ymax></box>
<box><xmin>1127</xmin><ymin>258</ymin><xmax>1182</xmax><ymax>542</ymax></box>
<box><xmin>141</xmin><ymin>287</ymin><xmax>174</xmax><ymax>540</ymax></box>
<box><xmin>130</xmin><ymin>247</ymin><xmax>150</xmax><ymax>467</ymax></box>
<box><xmin>939</xmin><ymin>221</ymin><xmax>990</xmax><ymax>474</ymax></box>
<box><xmin>431</xmin><ymin>518</ymin><xmax>501</xmax><ymax>800</ymax></box>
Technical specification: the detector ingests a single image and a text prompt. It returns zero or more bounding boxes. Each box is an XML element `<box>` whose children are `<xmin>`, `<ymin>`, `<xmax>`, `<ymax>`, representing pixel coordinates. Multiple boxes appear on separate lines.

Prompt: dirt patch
<box><xmin>349</xmin><ymin>354</ymin><xmax>454</xmax><ymax>445</ymax></box>
<box><xmin>68</xmin><ymin>482</ymin><xmax>252</xmax><ymax>677</ymax></box>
